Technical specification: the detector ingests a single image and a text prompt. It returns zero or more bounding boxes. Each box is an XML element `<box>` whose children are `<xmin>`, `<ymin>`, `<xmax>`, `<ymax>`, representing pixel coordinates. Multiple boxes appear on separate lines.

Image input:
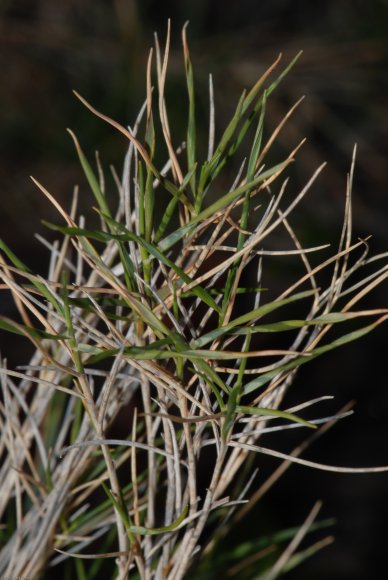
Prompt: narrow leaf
<box><xmin>128</xmin><ymin>504</ymin><xmax>188</xmax><ymax>536</ymax></box>
<box><xmin>193</xmin><ymin>290</ymin><xmax>316</xmax><ymax>348</ymax></box>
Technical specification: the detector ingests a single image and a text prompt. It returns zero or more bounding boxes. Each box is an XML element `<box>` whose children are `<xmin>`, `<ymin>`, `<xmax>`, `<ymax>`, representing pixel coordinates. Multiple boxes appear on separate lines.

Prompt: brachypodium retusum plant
<box><xmin>1</xmin><ymin>22</ymin><xmax>387</xmax><ymax>579</ymax></box>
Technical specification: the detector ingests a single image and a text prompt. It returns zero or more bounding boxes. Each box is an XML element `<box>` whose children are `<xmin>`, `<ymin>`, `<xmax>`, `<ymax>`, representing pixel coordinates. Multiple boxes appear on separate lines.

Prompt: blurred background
<box><xmin>1</xmin><ymin>1</ymin><xmax>387</xmax><ymax>578</ymax></box>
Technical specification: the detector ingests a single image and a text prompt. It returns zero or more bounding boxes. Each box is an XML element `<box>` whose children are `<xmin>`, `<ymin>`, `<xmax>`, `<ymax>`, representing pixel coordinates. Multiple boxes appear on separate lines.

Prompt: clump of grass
<box><xmin>1</xmin><ymin>22</ymin><xmax>387</xmax><ymax>579</ymax></box>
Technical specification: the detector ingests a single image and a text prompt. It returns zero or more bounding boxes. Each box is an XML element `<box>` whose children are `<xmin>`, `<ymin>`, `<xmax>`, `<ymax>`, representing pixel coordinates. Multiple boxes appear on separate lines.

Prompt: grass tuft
<box><xmin>1</xmin><ymin>23</ymin><xmax>387</xmax><ymax>579</ymax></box>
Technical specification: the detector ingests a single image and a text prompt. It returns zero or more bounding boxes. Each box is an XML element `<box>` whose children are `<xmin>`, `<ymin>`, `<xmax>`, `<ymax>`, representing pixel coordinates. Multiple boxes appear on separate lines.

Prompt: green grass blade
<box><xmin>183</xmin><ymin>24</ymin><xmax>197</xmax><ymax>197</ymax></box>
<box><xmin>128</xmin><ymin>504</ymin><xmax>188</xmax><ymax>536</ymax></box>
<box><xmin>0</xmin><ymin>317</ymin><xmax>67</xmax><ymax>341</ymax></box>
<box><xmin>193</xmin><ymin>290</ymin><xmax>316</xmax><ymax>348</ymax></box>
<box><xmin>61</xmin><ymin>271</ymin><xmax>84</xmax><ymax>376</ymax></box>
<box><xmin>197</xmin><ymin>90</ymin><xmax>247</xmax><ymax>205</ymax></box>
<box><xmin>230</xmin><ymin>312</ymin><xmax>366</xmax><ymax>334</ymax></box>
<box><xmin>67</xmin><ymin>129</ymin><xmax>112</xmax><ymax>219</ymax></box>
<box><xmin>236</xmin><ymin>405</ymin><xmax>317</xmax><ymax>429</ymax></box>
<box><xmin>159</xmin><ymin>158</ymin><xmax>290</xmax><ymax>253</ymax></box>
<box><xmin>145</xmin><ymin>164</ymin><xmax>155</xmax><ymax>243</ymax></box>
<box><xmin>244</xmin><ymin>317</ymin><xmax>385</xmax><ymax>395</ymax></box>
<box><xmin>101</xmin><ymin>481</ymin><xmax>134</xmax><ymax>543</ymax></box>
<box><xmin>153</xmin><ymin>163</ymin><xmax>197</xmax><ymax>244</ymax></box>
<box><xmin>264</xmin><ymin>51</ymin><xmax>303</xmax><ymax>102</ymax></box>
<box><xmin>47</xmin><ymin>221</ymin><xmax>222</xmax><ymax>315</ymax></box>
<box><xmin>246</xmin><ymin>90</ymin><xmax>266</xmax><ymax>181</ymax></box>
<box><xmin>222</xmin><ymin>385</ymin><xmax>240</xmax><ymax>442</ymax></box>
<box><xmin>0</xmin><ymin>239</ymin><xmax>64</xmax><ymax>315</ymax></box>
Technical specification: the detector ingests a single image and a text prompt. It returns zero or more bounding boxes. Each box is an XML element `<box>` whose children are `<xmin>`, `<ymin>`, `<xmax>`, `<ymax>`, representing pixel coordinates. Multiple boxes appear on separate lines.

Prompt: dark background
<box><xmin>1</xmin><ymin>2</ymin><xmax>387</xmax><ymax>578</ymax></box>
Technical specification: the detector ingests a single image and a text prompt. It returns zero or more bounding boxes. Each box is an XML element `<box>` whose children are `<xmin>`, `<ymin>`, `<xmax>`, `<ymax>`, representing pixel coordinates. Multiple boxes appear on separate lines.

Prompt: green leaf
<box><xmin>83</xmin><ymin>345</ymin><xmax>275</xmax><ymax>362</ymax></box>
<box><xmin>0</xmin><ymin>239</ymin><xmax>31</xmax><ymax>273</ymax></box>
<box><xmin>0</xmin><ymin>317</ymin><xmax>67</xmax><ymax>341</ymax></box>
<box><xmin>153</xmin><ymin>163</ymin><xmax>197</xmax><ymax>244</ymax></box>
<box><xmin>0</xmin><ymin>239</ymin><xmax>64</xmax><ymax>315</ymax></box>
<box><xmin>67</xmin><ymin>129</ymin><xmax>112</xmax><ymax>219</ymax></box>
<box><xmin>193</xmin><ymin>289</ymin><xmax>316</xmax><ymax>348</ymax></box>
<box><xmin>183</xmin><ymin>24</ymin><xmax>197</xmax><ymax>197</ymax></box>
<box><xmin>231</xmin><ymin>312</ymin><xmax>358</xmax><ymax>334</ymax></box>
<box><xmin>222</xmin><ymin>385</ymin><xmax>240</xmax><ymax>442</ymax></box>
<box><xmin>197</xmin><ymin>90</ymin><xmax>247</xmax><ymax>202</ymax></box>
<box><xmin>244</xmin><ymin>318</ymin><xmax>384</xmax><ymax>395</ymax></box>
<box><xmin>264</xmin><ymin>51</ymin><xmax>303</xmax><ymax>102</ymax></box>
<box><xmin>101</xmin><ymin>481</ymin><xmax>134</xmax><ymax>542</ymax></box>
<box><xmin>159</xmin><ymin>158</ymin><xmax>291</xmax><ymax>253</ymax></box>
<box><xmin>128</xmin><ymin>504</ymin><xmax>188</xmax><ymax>536</ymax></box>
<box><xmin>61</xmin><ymin>271</ymin><xmax>85</xmax><ymax>376</ymax></box>
<box><xmin>46</xmin><ymin>221</ymin><xmax>221</xmax><ymax>315</ymax></box>
<box><xmin>246</xmin><ymin>89</ymin><xmax>266</xmax><ymax>181</ymax></box>
<box><xmin>236</xmin><ymin>405</ymin><xmax>316</xmax><ymax>429</ymax></box>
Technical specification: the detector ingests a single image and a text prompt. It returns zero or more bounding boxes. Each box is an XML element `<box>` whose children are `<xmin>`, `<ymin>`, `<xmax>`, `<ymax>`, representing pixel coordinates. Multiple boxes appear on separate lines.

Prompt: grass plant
<box><xmin>1</xmin><ymin>22</ymin><xmax>387</xmax><ymax>579</ymax></box>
